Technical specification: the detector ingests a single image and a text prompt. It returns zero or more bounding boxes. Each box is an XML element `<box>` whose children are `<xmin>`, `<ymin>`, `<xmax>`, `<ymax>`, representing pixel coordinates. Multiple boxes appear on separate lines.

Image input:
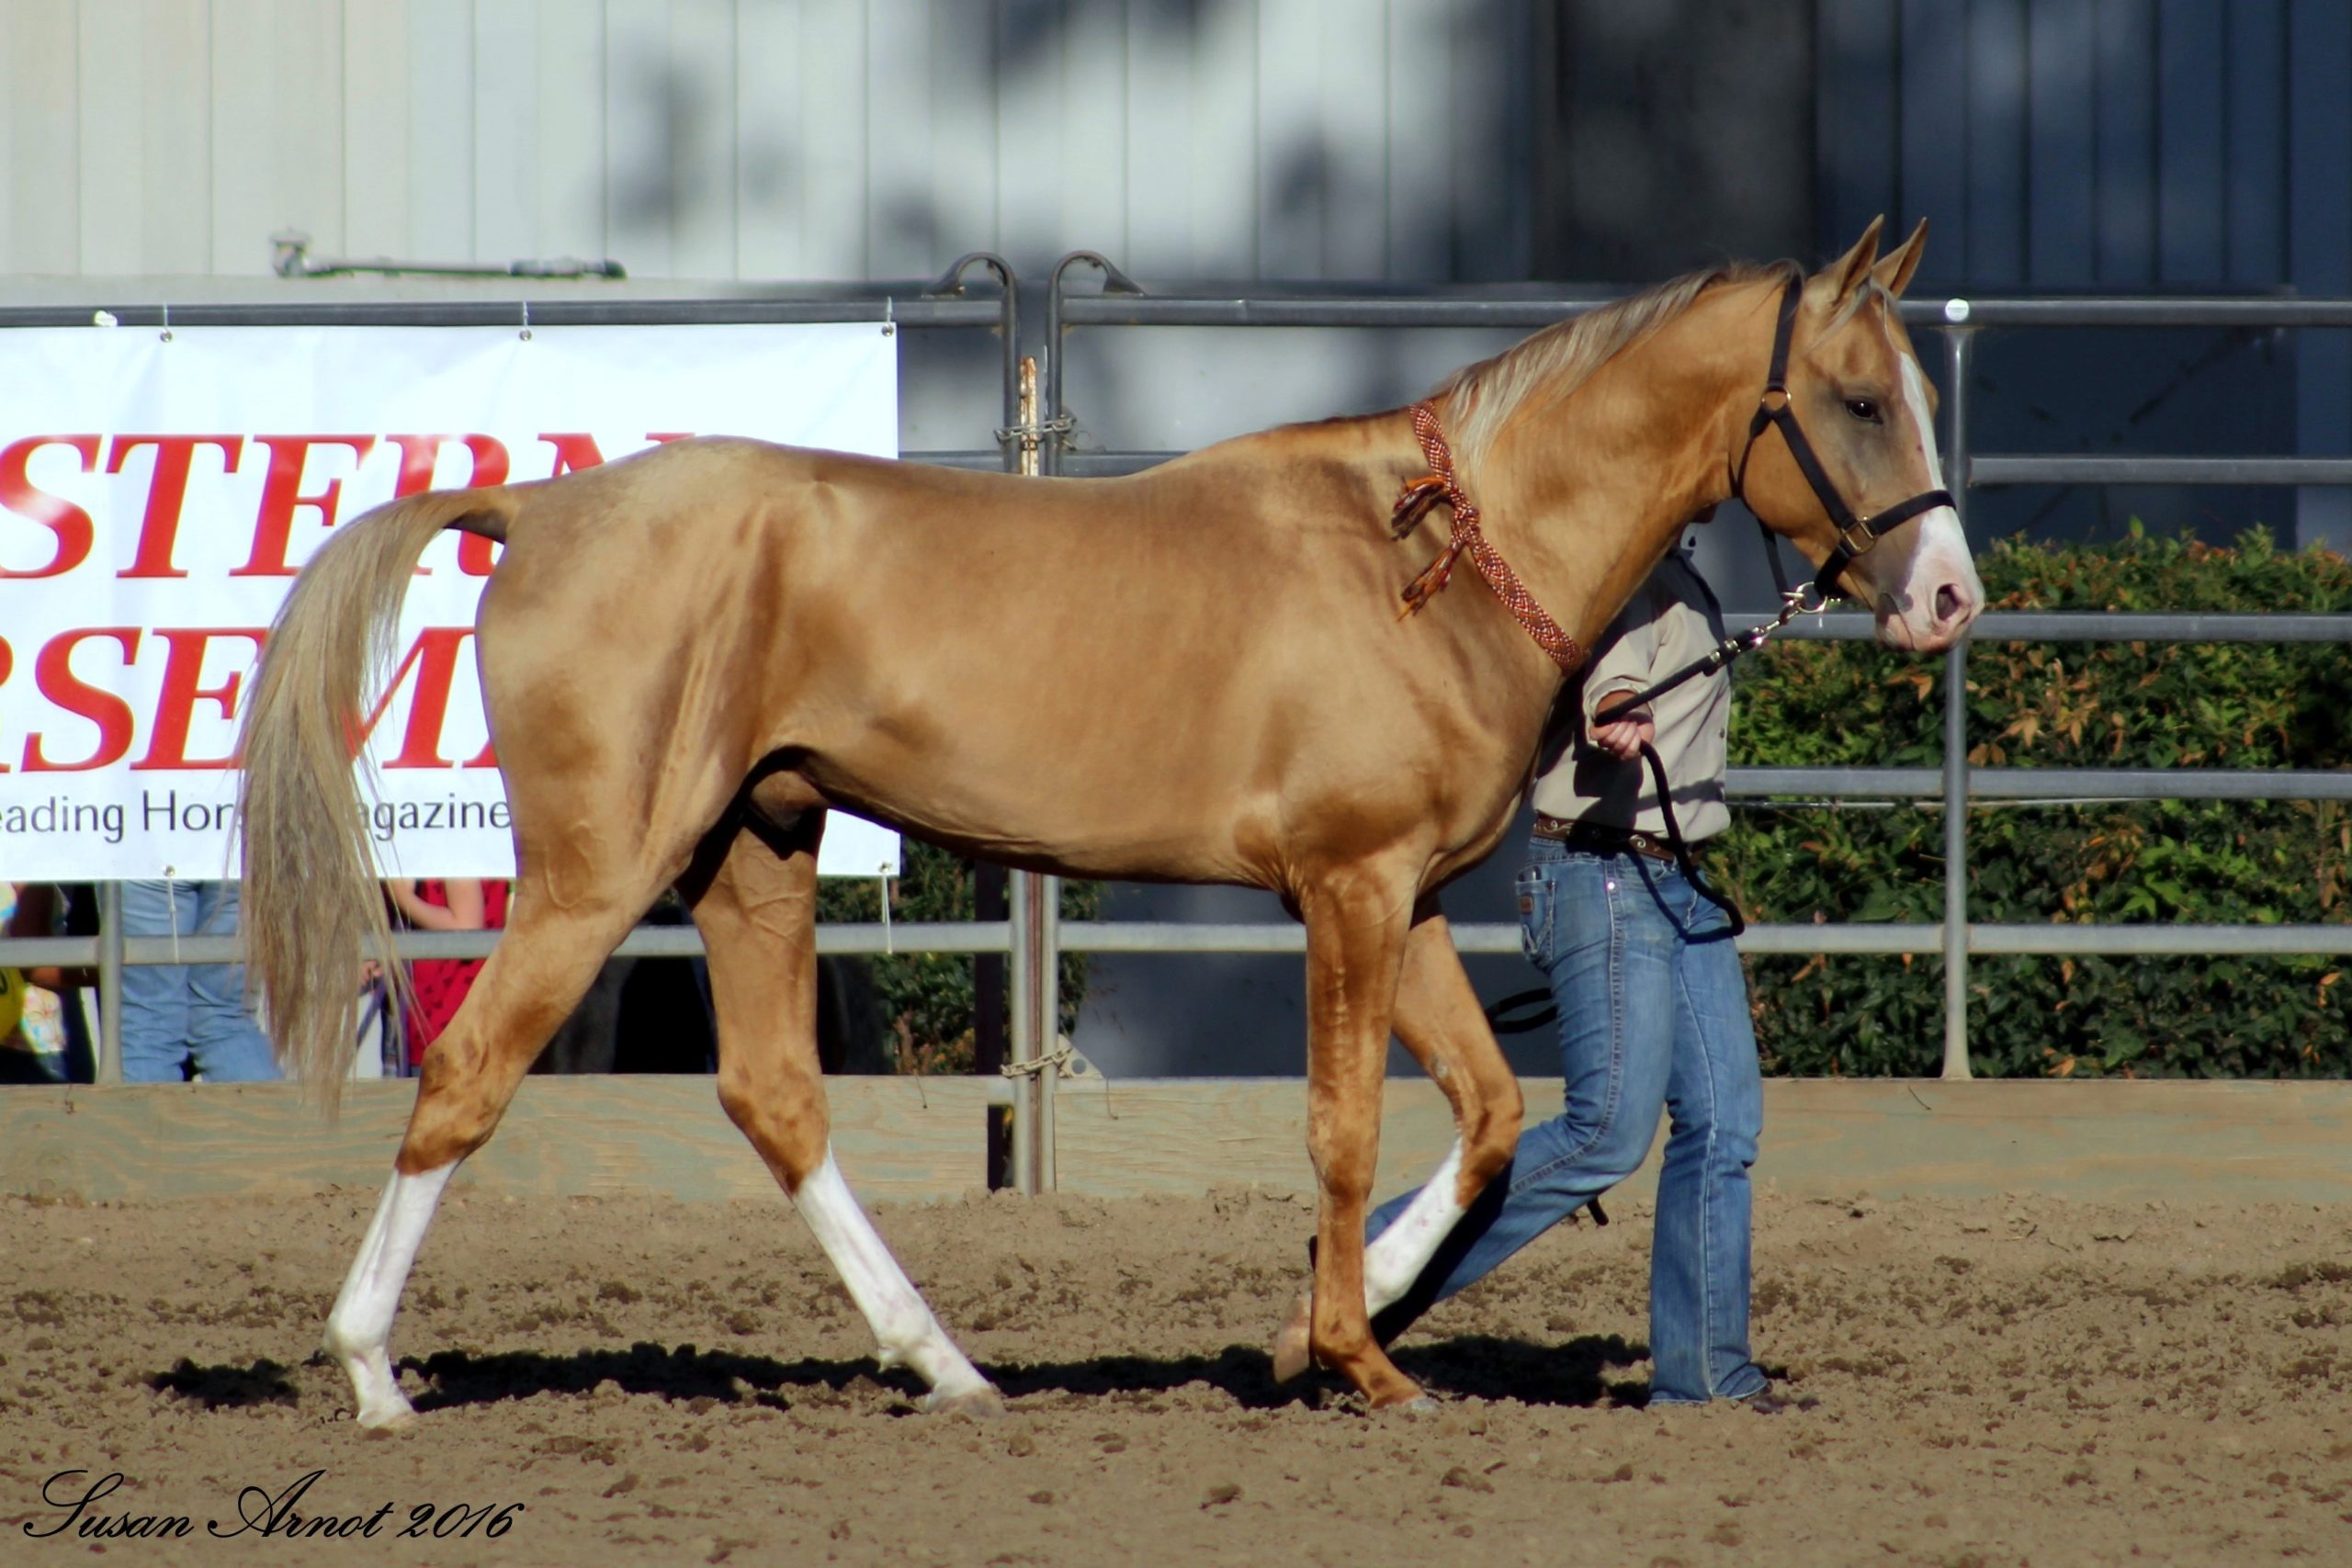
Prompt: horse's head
<box><xmin>1734</xmin><ymin>218</ymin><xmax>1984</xmax><ymax>652</ymax></box>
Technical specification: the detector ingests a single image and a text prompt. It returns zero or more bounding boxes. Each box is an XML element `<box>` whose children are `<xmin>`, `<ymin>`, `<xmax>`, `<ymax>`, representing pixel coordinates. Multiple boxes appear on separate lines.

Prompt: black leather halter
<box><xmin>1733</xmin><ymin>269</ymin><xmax>1955</xmax><ymax>600</ymax></box>
<box><xmin>1540</xmin><ymin>269</ymin><xmax>1959</xmax><ymax>963</ymax></box>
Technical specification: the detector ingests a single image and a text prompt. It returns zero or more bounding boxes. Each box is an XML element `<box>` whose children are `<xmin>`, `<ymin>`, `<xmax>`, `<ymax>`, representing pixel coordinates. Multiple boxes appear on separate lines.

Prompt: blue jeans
<box><xmin>1368</xmin><ymin>838</ymin><xmax>1766</xmax><ymax>1404</ymax></box>
<box><xmin>118</xmin><ymin>881</ymin><xmax>280</xmax><ymax>1083</ymax></box>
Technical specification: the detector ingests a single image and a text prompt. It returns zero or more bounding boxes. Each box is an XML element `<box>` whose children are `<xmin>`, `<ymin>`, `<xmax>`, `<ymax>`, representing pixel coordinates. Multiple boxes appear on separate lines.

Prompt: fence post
<box><xmin>1940</xmin><ymin>640</ymin><xmax>1971</xmax><ymax>1079</ymax></box>
<box><xmin>1007</xmin><ymin>868</ymin><xmax>1061</xmax><ymax>1195</ymax></box>
<box><xmin>939</xmin><ymin>255</ymin><xmax>1021</xmax><ymax>1190</ymax></box>
<box><xmin>1035</xmin><ymin>874</ymin><xmax>1060</xmax><ymax>1191</ymax></box>
<box><xmin>1940</xmin><ymin>321</ymin><xmax>1975</xmax><ymax>1080</ymax></box>
<box><xmin>1005</xmin><ymin>355</ymin><xmax>1062</xmax><ymax>1194</ymax></box>
<box><xmin>95</xmin><ymin>881</ymin><xmax>123</xmax><ymax>1085</ymax></box>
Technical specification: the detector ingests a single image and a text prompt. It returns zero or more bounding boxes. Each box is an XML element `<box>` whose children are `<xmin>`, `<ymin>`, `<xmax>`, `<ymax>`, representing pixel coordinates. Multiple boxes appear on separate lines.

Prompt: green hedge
<box><xmin>816</xmin><ymin>856</ymin><xmax>1097</xmax><ymax>1074</ymax></box>
<box><xmin>1719</xmin><ymin>525</ymin><xmax>2352</xmax><ymax>1078</ymax></box>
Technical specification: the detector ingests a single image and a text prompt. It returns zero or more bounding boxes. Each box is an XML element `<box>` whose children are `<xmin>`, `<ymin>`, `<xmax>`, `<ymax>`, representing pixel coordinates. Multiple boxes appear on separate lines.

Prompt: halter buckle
<box><xmin>1834</xmin><ymin>515</ymin><xmax>1880</xmax><ymax>559</ymax></box>
<box><xmin>1781</xmin><ymin>581</ymin><xmax>1832</xmax><ymax>618</ymax></box>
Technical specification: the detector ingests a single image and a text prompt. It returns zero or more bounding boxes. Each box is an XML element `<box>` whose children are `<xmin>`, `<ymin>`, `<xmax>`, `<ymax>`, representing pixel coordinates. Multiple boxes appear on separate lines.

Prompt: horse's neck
<box><xmin>1467</xmin><ymin>288</ymin><xmax>1764</xmax><ymax>654</ymax></box>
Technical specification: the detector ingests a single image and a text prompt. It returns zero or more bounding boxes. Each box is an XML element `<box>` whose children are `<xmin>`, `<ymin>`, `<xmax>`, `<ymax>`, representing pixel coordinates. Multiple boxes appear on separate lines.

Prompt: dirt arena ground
<box><xmin>2</xmin><ymin>1180</ymin><xmax>2347</xmax><ymax>1567</ymax></box>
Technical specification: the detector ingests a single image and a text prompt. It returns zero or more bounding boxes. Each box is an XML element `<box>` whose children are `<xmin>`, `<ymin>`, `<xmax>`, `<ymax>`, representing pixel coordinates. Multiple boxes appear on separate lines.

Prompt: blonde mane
<box><xmin>1431</xmin><ymin>261</ymin><xmax>1789</xmax><ymax>483</ymax></box>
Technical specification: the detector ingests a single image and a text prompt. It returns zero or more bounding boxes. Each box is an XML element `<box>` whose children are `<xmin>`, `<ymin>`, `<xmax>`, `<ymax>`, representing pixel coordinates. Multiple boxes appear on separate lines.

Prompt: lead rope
<box><xmin>1482</xmin><ymin>737</ymin><xmax>1743</xmax><ymax>1042</ymax></box>
<box><xmin>1589</xmin><ymin>576</ymin><xmax>1830</xmax><ymax>726</ymax></box>
<box><xmin>1632</xmin><ymin>739</ymin><xmax>1745</xmax><ymax>936</ymax></box>
<box><xmin>1573</xmin><ymin>560</ymin><xmax>1834</xmax><ymax>949</ymax></box>
<box><xmin>1483</xmin><ymin>581</ymin><xmax>1806</xmax><ymax>1040</ymax></box>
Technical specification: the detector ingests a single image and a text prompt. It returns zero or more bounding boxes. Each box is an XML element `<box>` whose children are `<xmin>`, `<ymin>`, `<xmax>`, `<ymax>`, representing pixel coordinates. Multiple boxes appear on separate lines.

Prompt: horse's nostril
<box><xmin>1934</xmin><ymin>582</ymin><xmax>1970</xmax><ymax>625</ymax></box>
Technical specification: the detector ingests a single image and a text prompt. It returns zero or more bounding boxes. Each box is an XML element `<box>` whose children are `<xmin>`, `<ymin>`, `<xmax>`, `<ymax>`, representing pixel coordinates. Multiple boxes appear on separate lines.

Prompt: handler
<box><xmin>1365</xmin><ymin>530</ymin><xmax>1781</xmax><ymax>1410</ymax></box>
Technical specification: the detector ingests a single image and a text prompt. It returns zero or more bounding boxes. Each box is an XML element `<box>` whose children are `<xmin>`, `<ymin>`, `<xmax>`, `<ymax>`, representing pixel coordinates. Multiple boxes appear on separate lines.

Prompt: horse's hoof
<box><xmin>1364</xmin><ymin>1379</ymin><xmax>1430</xmax><ymax>1412</ymax></box>
<box><xmin>354</xmin><ymin>1403</ymin><xmax>417</xmax><ymax>1433</ymax></box>
<box><xmin>1269</xmin><ymin>1292</ymin><xmax>1315</xmax><ymax>1383</ymax></box>
<box><xmin>924</xmin><ymin>1384</ymin><xmax>1007</xmax><ymax>1420</ymax></box>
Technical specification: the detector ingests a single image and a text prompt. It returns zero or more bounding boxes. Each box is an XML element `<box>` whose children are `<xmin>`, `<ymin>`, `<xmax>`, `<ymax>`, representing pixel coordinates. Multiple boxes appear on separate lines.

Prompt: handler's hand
<box><xmin>1589</xmin><ymin>691</ymin><xmax>1655</xmax><ymax>762</ymax></box>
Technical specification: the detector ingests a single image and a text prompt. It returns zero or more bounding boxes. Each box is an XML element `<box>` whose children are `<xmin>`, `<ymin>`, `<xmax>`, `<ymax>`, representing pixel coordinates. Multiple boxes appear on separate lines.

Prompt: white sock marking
<box><xmin>322</xmin><ymin>1163</ymin><xmax>456</xmax><ymax>1427</ymax></box>
<box><xmin>1362</xmin><ymin>1138</ymin><xmax>1468</xmax><ymax>1314</ymax></box>
<box><xmin>792</xmin><ymin>1148</ymin><xmax>992</xmax><ymax>1401</ymax></box>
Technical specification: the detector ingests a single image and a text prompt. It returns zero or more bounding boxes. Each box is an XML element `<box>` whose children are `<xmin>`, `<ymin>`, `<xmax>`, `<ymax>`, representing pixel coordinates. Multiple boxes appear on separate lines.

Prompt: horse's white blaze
<box><xmin>792</xmin><ymin>1148</ymin><xmax>992</xmax><ymax>1401</ymax></box>
<box><xmin>1363</xmin><ymin>1138</ymin><xmax>1468</xmax><ymax>1314</ymax></box>
<box><xmin>1899</xmin><ymin>351</ymin><xmax>1949</xmax><ymax>485</ymax></box>
<box><xmin>1893</xmin><ymin>354</ymin><xmax>1984</xmax><ymax>642</ymax></box>
<box><xmin>323</xmin><ymin>1162</ymin><xmax>456</xmax><ymax>1427</ymax></box>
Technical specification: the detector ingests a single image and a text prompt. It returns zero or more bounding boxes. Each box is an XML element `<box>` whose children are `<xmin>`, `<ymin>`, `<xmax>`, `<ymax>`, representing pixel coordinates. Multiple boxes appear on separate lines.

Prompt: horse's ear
<box><xmin>1816</xmin><ymin>216</ymin><xmax>1885</xmax><ymax>305</ymax></box>
<box><xmin>1871</xmin><ymin>218</ymin><xmax>1929</xmax><ymax>299</ymax></box>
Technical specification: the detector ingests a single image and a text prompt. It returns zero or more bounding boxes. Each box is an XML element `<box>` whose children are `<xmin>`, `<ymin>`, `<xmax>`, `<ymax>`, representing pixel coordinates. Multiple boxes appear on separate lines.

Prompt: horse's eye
<box><xmin>1845</xmin><ymin>398</ymin><xmax>1883</xmax><ymax>424</ymax></box>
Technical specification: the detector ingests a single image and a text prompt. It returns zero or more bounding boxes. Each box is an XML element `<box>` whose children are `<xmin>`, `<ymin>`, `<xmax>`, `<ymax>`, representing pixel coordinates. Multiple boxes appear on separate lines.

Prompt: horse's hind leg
<box><xmin>323</xmin><ymin>882</ymin><xmax>646</xmax><ymax>1427</ymax></box>
<box><xmin>1363</xmin><ymin>906</ymin><xmax>1524</xmax><ymax>1303</ymax></box>
<box><xmin>1272</xmin><ymin>901</ymin><xmax>1522</xmax><ymax>1381</ymax></box>
<box><xmin>689</xmin><ymin>809</ymin><xmax>999</xmax><ymax>1415</ymax></box>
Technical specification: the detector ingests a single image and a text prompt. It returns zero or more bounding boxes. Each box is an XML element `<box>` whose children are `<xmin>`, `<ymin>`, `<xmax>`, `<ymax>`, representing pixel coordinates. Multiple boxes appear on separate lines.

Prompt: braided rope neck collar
<box><xmin>1393</xmin><ymin>401</ymin><xmax>1584</xmax><ymax>673</ymax></box>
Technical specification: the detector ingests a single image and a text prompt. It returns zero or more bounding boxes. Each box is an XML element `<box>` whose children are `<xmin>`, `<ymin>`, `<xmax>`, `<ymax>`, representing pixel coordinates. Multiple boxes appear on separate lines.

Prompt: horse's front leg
<box><xmin>1273</xmin><ymin>900</ymin><xmax>1523</xmax><ymax>1382</ymax></box>
<box><xmin>1295</xmin><ymin>864</ymin><xmax>1423</xmax><ymax>1407</ymax></box>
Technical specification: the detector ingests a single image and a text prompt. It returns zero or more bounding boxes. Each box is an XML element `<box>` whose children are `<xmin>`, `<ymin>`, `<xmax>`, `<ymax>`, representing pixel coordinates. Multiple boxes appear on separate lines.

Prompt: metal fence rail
<box><xmin>1037</xmin><ymin>276</ymin><xmax>2352</xmax><ymax>1098</ymax></box>
<box><xmin>3</xmin><ymin>273</ymin><xmax>2348</xmax><ymax>1193</ymax></box>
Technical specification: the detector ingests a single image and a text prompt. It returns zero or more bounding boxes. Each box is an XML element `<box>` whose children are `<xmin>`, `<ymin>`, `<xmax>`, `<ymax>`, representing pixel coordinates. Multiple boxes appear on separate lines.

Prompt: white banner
<box><xmin>0</xmin><ymin>321</ymin><xmax>901</xmax><ymax>881</ymax></box>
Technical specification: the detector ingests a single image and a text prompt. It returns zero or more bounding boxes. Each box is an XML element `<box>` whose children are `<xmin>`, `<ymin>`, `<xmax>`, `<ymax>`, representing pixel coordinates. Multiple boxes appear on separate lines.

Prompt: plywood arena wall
<box><xmin>6</xmin><ymin>1076</ymin><xmax>2352</xmax><ymax>1207</ymax></box>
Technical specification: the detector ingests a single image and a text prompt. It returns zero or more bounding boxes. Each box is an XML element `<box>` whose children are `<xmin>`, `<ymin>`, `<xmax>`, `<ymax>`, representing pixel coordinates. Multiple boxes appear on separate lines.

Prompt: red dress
<box><xmin>403</xmin><ymin>880</ymin><xmax>509</xmax><ymax>1066</ymax></box>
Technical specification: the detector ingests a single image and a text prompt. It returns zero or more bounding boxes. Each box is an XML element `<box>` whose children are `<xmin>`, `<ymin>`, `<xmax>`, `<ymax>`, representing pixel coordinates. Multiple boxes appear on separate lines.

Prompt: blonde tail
<box><xmin>237</xmin><ymin>488</ymin><xmax>516</xmax><ymax>1109</ymax></box>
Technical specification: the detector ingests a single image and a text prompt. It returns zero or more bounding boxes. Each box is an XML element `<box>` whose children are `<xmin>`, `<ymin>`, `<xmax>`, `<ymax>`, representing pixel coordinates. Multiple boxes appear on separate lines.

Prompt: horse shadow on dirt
<box><xmin>981</xmin><ymin>1333</ymin><xmax>1653</xmax><ymax>1410</ymax></box>
<box><xmin>145</xmin><ymin>1332</ymin><xmax>1653</xmax><ymax>1416</ymax></box>
<box><xmin>150</xmin><ymin>1333</ymin><xmax>1652</xmax><ymax>1416</ymax></box>
<box><xmin>148</xmin><ymin>1357</ymin><xmax>302</xmax><ymax>1410</ymax></box>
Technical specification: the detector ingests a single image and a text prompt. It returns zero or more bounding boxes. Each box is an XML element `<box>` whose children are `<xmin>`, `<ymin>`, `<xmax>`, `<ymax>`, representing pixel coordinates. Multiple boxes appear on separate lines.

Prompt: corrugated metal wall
<box><xmin>1816</xmin><ymin>0</ymin><xmax>2352</xmax><ymax>548</ymax></box>
<box><xmin>0</xmin><ymin>0</ymin><xmax>1532</xmax><ymax>284</ymax></box>
<box><xmin>12</xmin><ymin>2</ymin><xmax>2345</xmax><ymax>295</ymax></box>
<box><xmin>1815</xmin><ymin>0</ymin><xmax>2345</xmax><ymax>295</ymax></box>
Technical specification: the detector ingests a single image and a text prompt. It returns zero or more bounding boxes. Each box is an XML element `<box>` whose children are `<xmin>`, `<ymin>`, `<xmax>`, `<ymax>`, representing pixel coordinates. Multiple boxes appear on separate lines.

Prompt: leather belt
<box><xmin>1532</xmin><ymin>816</ymin><xmax>1697</xmax><ymax>865</ymax></box>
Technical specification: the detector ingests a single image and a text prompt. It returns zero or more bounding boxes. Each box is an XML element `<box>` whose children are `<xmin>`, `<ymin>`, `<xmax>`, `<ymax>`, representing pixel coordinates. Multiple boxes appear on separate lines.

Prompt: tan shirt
<box><xmin>1532</xmin><ymin>544</ymin><xmax>1732</xmax><ymax>841</ymax></box>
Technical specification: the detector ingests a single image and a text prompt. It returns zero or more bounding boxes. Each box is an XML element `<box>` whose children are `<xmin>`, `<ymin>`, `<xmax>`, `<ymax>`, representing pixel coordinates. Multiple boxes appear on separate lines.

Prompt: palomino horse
<box><xmin>240</xmin><ymin>218</ymin><xmax>1981</xmax><ymax>1422</ymax></box>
